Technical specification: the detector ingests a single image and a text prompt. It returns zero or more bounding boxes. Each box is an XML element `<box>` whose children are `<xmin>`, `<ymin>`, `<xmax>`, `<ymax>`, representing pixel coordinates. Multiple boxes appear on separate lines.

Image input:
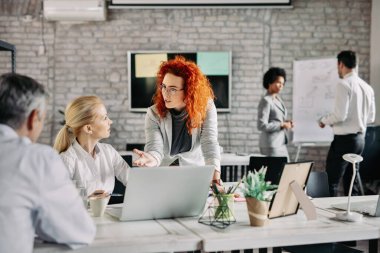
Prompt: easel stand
<box><xmin>289</xmin><ymin>181</ymin><xmax>317</xmax><ymax>220</ymax></box>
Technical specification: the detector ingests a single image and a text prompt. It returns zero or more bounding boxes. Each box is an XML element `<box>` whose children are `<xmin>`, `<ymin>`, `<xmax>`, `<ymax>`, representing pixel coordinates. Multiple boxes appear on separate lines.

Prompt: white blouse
<box><xmin>60</xmin><ymin>139</ymin><xmax>129</xmax><ymax>196</ymax></box>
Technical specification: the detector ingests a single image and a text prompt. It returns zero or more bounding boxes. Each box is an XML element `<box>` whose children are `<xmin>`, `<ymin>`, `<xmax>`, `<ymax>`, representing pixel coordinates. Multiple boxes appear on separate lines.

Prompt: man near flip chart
<box><xmin>319</xmin><ymin>50</ymin><xmax>376</xmax><ymax>197</ymax></box>
<box><xmin>0</xmin><ymin>73</ymin><xmax>96</xmax><ymax>253</ymax></box>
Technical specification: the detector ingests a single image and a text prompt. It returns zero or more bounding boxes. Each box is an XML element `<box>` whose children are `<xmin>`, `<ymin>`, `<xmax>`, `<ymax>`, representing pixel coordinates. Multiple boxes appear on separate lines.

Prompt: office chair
<box><xmin>280</xmin><ymin>171</ymin><xmax>363</xmax><ymax>253</ymax></box>
<box><xmin>306</xmin><ymin>171</ymin><xmax>330</xmax><ymax>198</ymax></box>
<box><xmin>108</xmin><ymin>154</ymin><xmax>132</xmax><ymax>205</ymax></box>
<box><xmin>221</xmin><ymin>165</ymin><xmax>239</xmax><ymax>182</ymax></box>
<box><xmin>126</xmin><ymin>143</ymin><xmax>145</xmax><ymax>151</ymax></box>
<box><xmin>248</xmin><ymin>156</ymin><xmax>287</xmax><ymax>185</ymax></box>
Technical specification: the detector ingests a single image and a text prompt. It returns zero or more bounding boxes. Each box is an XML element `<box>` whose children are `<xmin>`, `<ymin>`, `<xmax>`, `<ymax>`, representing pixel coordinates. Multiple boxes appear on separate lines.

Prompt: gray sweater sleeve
<box><xmin>200</xmin><ymin>101</ymin><xmax>221</xmax><ymax>171</ymax></box>
<box><xmin>144</xmin><ymin>106</ymin><xmax>164</xmax><ymax>166</ymax></box>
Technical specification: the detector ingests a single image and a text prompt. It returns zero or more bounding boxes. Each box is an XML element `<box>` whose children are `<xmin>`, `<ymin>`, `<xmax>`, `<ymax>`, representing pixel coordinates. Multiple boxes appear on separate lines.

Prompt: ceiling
<box><xmin>0</xmin><ymin>0</ymin><xmax>43</xmax><ymax>17</ymax></box>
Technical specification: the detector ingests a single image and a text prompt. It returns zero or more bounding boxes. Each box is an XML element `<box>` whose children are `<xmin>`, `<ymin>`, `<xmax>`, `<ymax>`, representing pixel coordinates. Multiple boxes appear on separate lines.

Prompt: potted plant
<box><xmin>241</xmin><ymin>167</ymin><xmax>277</xmax><ymax>226</ymax></box>
<box><xmin>211</xmin><ymin>184</ymin><xmax>235</xmax><ymax>222</ymax></box>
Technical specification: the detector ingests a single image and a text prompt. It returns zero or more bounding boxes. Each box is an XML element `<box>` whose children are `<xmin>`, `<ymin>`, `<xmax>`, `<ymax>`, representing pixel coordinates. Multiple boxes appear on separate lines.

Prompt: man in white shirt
<box><xmin>319</xmin><ymin>50</ymin><xmax>376</xmax><ymax>197</ymax></box>
<box><xmin>0</xmin><ymin>73</ymin><xmax>96</xmax><ymax>253</ymax></box>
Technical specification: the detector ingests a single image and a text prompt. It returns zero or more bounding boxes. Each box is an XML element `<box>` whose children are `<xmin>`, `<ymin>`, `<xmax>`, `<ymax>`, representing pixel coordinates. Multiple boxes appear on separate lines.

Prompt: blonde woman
<box><xmin>54</xmin><ymin>96</ymin><xmax>129</xmax><ymax>196</ymax></box>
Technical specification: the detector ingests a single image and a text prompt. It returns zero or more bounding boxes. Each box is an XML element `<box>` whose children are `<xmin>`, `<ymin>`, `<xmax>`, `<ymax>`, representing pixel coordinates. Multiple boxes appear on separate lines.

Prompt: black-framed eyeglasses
<box><xmin>160</xmin><ymin>83</ymin><xmax>184</xmax><ymax>96</ymax></box>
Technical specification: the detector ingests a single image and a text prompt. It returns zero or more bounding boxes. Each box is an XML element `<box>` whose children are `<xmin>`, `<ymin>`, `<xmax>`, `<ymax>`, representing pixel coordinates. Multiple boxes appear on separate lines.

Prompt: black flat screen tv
<box><xmin>128</xmin><ymin>51</ymin><xmax>231</xmax><ymax>112</ymax></box>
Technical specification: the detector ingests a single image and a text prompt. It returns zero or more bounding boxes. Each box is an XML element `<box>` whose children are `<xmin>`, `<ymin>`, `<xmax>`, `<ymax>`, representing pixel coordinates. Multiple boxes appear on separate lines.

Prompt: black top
<box><xmin>170</xmin><ymin>109</ymin><xmax>192</xmax><ymax>156</ymax></box>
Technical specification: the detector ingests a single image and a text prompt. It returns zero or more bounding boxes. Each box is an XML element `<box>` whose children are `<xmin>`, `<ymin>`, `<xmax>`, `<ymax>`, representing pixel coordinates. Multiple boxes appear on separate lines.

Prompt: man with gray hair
<box><xmin>0</xmin><ymin>73</ymin><xmax>96</xmax><ymax>253</ymax></box>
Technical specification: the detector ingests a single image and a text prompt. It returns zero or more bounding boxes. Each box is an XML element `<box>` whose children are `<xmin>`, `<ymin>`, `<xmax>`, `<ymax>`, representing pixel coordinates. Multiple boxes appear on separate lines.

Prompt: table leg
<box><xmin>369</xmin><ymin>239</ymin><xmax>378</xmax><ymax>253</ymax></box>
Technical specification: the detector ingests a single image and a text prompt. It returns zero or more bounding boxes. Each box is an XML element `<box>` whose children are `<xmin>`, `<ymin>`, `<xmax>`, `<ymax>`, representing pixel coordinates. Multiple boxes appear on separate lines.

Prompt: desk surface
<box><xmin>177</xmin><ymin>198</ymin><xmax>380</xmax><ymax>252</ymax></box>
<box><xmin>33</xmin><ymin>213</ymin><xmax>201</xmax><ymax>253</ymax></box>
<box><xmin>313</xmin><ymin>195</ymin><xmax>380</xmax><ymax>225</ymax></box>
<box><xmin>34</xmin><ymin>196</ymin><xmax>380</xmax><ymax>253</ymax></box>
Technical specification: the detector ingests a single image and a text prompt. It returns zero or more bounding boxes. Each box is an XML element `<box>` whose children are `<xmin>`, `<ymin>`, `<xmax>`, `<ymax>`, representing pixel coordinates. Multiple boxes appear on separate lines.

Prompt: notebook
<box><xmin>106</xmin><ymin>165</ymin><xmax>214</xmax><ymax>221</ymax></box>
<box><xmin>332</xmin><ymin>195</ymin><xmax>380</xmax><ymax>217</ymax></box>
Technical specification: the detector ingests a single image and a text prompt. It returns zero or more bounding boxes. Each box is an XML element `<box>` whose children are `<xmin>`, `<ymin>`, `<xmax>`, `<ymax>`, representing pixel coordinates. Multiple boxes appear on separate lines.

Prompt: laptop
<box><xmin>106</xmin><ymin>165</ymin><xmax>214</xmax><ymax>221</ymax></box>
<box><xmin>331</xmin><ymin>195</ymin><xmax>380</xmax><ymax>217</ymax></box>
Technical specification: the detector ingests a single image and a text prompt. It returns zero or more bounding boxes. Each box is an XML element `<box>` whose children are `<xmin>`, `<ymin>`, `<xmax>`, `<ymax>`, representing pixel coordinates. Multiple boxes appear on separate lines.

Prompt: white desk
<box><xmin>312</xmin><ymin>195</ymin><xmax>380</xmax><ymax>253</ymax></box>
<box><xmin>33</xmin><ymin>213</ymin><xmax>201</xmax><ymax>253</ymax></box>
<box><xmin>312</xmin><ymin>195</ymin><xmax>380</xmax><ymax>230</ymax></box>
<box><xmin>34</xmin><ymin>197</ymin><xmax>380</xmax><ymax>253</ymax></box>
<box><xmin>177</xmin><ymin>199</ymin><xmax>380</xmax><ymax>252</ymax></box>
<box><xmin>312</xmin><ymin>195</ymin><xmax>378</xmax><ymax>210</ymax></box>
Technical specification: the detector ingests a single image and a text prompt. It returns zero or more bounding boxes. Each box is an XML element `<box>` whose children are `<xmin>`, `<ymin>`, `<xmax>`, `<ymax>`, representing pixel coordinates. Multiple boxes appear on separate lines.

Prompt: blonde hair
<box><xmin>54</xmin><ymin>96</ymin><xmax>103</xmax><ymax>153</ymax></box>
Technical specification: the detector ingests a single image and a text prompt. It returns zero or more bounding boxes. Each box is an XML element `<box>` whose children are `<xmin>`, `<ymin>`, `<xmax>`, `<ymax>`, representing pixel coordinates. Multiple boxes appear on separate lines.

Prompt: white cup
<box><xmin>89</xmin><ymin>196</ymin><xmax>110</xmax><ymax>217</ymax></box>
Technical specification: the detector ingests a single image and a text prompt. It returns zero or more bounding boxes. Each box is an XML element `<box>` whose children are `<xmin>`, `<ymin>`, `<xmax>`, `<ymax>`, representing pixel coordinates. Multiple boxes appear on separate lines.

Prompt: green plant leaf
<box><xmin>241</xmin><ymin>167</ymin><xmax>278</xmax><ymax>201</ymax></box>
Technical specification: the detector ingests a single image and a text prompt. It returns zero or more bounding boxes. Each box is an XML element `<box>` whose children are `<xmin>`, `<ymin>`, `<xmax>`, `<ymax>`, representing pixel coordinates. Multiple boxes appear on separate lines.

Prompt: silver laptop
<box><xmin>106</xmin><ymin>165</ymin><xmax>214</xmax><ymax>221</ymax></box>
<box><xmin>332</xmin><ymin>195</ymin><xmax>380</xmax><ymax>216</ymax></box>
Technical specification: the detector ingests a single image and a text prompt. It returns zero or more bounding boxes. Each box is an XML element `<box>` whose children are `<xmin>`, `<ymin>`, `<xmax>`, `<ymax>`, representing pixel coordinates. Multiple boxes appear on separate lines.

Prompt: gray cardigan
<box><xmin>144</xmin><ymin>100</ymin><xmax>221</xmax><ymax>172</ymax></box>
<box><xmin>257</xmin><ymin>93</ymin><xmax>288</xmax><ymax>148</ymax></box>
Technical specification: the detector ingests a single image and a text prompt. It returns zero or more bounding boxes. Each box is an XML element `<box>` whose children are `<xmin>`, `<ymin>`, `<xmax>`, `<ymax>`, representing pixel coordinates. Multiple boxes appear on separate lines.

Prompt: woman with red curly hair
<box><xmin>133</xmin><ymin>56</ymin><xmax>221</xmax><ymax>182</ymax></box>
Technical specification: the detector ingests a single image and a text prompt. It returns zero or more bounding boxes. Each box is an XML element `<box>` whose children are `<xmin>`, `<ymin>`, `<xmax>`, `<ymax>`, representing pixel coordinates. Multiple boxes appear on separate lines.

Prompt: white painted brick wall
<box><xmin>0</xmin><ymin>0</ymin><xmax>372</xmax><ymax>170</ymax></box>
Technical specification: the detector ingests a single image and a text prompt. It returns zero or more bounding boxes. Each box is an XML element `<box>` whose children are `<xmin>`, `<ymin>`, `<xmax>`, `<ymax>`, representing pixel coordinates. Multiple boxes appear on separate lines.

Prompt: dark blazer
<box><xmin>257</xmin><ymin>93</ymin><xmax>288</xmax><ymax>148</ymax></box>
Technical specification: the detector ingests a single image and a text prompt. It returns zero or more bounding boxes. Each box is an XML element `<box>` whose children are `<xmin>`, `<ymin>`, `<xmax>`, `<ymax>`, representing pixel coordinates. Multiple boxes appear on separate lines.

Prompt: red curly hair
<box><xmin>153</xmin><ymin>56</ymin><xmax>214</xmax><ymax>133</ymax></box>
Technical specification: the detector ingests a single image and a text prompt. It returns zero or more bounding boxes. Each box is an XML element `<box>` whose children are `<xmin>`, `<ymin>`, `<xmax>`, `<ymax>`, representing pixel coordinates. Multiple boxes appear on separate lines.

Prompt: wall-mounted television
<box><xmin>128</xmin><ymin>51</ymin><xmax>231</xmax><ymax>112</ymax></box>
<box><xmin>0</xmin><ymin>40</ymin><xmax>16</xmax><ymax>73</ymax></box>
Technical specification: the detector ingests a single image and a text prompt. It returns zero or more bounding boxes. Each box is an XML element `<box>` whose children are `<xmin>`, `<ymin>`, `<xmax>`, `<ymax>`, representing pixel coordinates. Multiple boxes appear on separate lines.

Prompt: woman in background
<box><xmin>54</xmin><ymin>96</ymin><xmax>129</xmax><ymax>196</ymax></box>
<box><xmin>132</xmin><ymin>56</ymin><xmax>222</xmax><ymax>185</ymax></box>
<box><xmin>257</xmin><ymin>67</ymin><xmax>293</xmax><ymax>161</ymax></box>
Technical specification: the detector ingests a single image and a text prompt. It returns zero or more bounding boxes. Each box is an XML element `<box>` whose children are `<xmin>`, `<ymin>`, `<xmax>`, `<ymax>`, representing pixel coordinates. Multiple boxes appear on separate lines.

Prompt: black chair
<box><xmin>108</xmin><ymin>154</ymin><xmax>132</xmax><ymax>205</ymax></box>
<box><xmin>221</xmin><ymin>165</ymin><xmax>240</xmax><ymax>182</ymax></box>
<box><xmin>248</xmin><ymin>156</ymin><xmax>287</xmax><ymax>185</ymax></box>
<box><xmin>306</xmin><ymin>171</ymin><xmax>330</xmax><ymax>198</ymax></box>
<box><xmin>280</xmin><ymin>171</ymin><xmax>363</xmax><ymax>253</ymax></box>
<box><xmin>126</xmin><ymin>143</ymin><xmax>145</xmax><ymax>151</ymax></box>
<box><xmin>121</xmin><ymin>154</ymin><xmax>132</xmax><ymax>166</ymax></box>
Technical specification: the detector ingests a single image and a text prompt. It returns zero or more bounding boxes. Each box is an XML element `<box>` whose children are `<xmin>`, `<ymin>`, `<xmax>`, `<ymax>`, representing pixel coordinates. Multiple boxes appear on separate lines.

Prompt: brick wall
<box><xmin>0</xmin><ymin>0</ymin><xmax>372</xmax><ymax>170</ymax></box>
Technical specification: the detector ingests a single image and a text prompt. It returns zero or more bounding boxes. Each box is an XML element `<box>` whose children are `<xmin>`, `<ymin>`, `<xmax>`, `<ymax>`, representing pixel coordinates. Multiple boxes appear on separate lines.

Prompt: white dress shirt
<box><xmin>0</xmin><ymin>124</ymin><xmax>96</xmax><ymax>253</ymax></box>
<box><xmin>60</xmin><ymin>139</ymin><xmax>129</xmax><ymax>196</ymax></box>
<box><xmin>320</xmin><ymin>72</ymin><xmax>376</xmax><ymax>135</ymax></box>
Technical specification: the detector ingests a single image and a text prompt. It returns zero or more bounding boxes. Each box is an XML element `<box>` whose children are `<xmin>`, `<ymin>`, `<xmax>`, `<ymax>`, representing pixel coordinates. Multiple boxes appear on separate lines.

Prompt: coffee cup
<box><xmin>89</xmin><ymin>194</ymin><xmax>110</xmax><ymax>217</ymax></box>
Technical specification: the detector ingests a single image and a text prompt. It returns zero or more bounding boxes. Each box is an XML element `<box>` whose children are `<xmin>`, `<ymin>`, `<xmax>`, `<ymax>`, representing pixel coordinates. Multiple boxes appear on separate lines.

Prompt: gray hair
<box><xmin>0</xmin><ymin>73</ymin><xmax>47</xmax><ymax>129</ymax></box>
